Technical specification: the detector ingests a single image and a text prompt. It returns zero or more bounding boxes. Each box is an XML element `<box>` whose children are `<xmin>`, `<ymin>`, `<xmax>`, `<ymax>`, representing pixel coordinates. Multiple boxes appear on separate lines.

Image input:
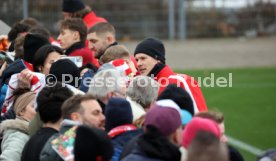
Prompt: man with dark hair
<box><xmin>40</xmin><ymin>94</ymin><xmax>105</xmax><ymax>161</ymax></box>
<box><xmin>57</xmin><ymin>18</ymin><xmax>97</xmax><ymax>66</ymax></box>
<box><xmin>87</xmin><ymin>22</ymin><xmax>117</xmax><ymax>60</ymax></box>
<box><xmin>21</xmin><ymin>82</ymin><xmax>73</xmax><ymax>161</ymax></box>
<box><xmin>60</xmin><ymin>94</ymin><xmax>105</xmax><ymax>129</ymax></box>
<box><xmin>86</xmin><ymin>22</ymin><xmax>137</xmax><ymax>77</ymax></box>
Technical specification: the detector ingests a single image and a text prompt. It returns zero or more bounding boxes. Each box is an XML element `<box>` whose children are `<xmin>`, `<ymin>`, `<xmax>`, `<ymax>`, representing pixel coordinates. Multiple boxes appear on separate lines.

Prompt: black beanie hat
<box><xmin>49</xmin><ymin>59</ymin><xmax>80</xmax><ymax>88</ymax></box>
<box><xmin>157</xmin><ymin>84</ymin><xmax>194</xmax><ymax>115</ymax></box>
<box><xmin>74</xmin><ymin>125</ymin><xmax>114</xmax><ymax>161</ymax></box>
<box><xmin>62</xmin><ymin>0</ymin><xmax>85</xmax><ymax>13</ymax></box>
<box><xmin>105</xmin><ymin>98</ymin><xmax>133</xmax><ymax>132</ymax></box>
<box><xmin>134</xmin><ymin>38</ymin><xmax>166</xmax><ymax>64</ymax></box>
<box><xmin>23</xmin><ymin>33</ymin><xmax>50</xmax><ymax>64</ymax></box>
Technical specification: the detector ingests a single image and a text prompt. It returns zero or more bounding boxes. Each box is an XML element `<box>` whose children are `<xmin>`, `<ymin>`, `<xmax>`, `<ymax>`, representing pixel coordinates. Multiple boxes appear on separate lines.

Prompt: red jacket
<box><xmin>65</xmin><ymin>42</ymin><xmax>98</xmax><ymax>66</ymax></box>
<box><xmin>83</xmin><ymin>11</ymin><xmax>107</xmax><ymax>29</ymax></box>
<box><xmin>155</xmin><ymin>65</ymin><xmax>208</xmax><ymax>113</ymax></box>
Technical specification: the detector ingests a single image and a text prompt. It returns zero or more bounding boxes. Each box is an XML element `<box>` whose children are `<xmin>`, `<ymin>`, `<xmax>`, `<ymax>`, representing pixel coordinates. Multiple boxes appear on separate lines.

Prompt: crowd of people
<box><xmin>0</xmin><ymin>0</ymin><xmax>274</xmax><ymax>161</ymax></box>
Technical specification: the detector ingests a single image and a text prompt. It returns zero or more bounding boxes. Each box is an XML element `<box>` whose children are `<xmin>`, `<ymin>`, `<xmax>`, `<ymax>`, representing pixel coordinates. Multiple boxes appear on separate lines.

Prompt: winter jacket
<box><xmin>149</xmin><ymin>63</ymin><xmax>208</xmax><ymax>113</ymax></box>
<box><xmin>40</xmin><ymin>120</ymin><xmax>80</xmax><ymax>161</ymax></box>
<box><xmin>121</xmin><ymin>131</ymin><xmax>181</xmax><ymax>161</ymax></box>
<box><xmin>21</xmin><ymin>127</ymin><xmax>58</xmax><ymax>161</ymax></box>
<box><xmin>0</xmin><ymin>118</ymin><xmax>30</xmax><ymax>161</ymax></box>
<box><xmin>79</xmin><ymin>69</ymin><xmax>95</xmax><ymax>93</ymax></box>
<box><xmin>65</xmin><ymin>41</ymin><xmax>98</xmax><ymax>67</ymax></box>
<box><xmin>0</xmin><ymin>59</ymin><xmax>27</xmax><ymax>112</ymax></box>
<box><xmin>109</xmin><ymin>126</ymin><xmax>142</xmax><ymax>161</ymax></box>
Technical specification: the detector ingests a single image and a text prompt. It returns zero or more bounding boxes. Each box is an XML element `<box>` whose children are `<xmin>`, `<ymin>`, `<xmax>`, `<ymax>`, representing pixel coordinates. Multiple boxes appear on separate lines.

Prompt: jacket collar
<box><xmin>65</xmin><ymin>41</ymin><xmax>85</xmax><ymax>56</ymax></box>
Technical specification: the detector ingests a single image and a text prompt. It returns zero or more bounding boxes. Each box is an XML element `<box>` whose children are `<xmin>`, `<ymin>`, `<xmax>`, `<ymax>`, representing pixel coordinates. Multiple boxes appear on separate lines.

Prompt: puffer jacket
<box><xmin>0</xmin><ymin>118</ymin><xmax>29</xmax><ymax>161</ymax></box>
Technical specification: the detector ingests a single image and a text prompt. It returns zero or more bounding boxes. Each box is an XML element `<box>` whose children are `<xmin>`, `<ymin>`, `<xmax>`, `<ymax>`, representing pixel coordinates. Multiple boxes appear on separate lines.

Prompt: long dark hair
<box><xmin>33</xmin><ymin>44</ymin><xmax>63</xmax><ymax>72</ymax></box>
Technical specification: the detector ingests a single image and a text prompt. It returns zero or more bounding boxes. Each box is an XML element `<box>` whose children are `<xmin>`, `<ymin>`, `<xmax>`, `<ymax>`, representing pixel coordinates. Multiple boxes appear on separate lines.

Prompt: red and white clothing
<box><xmin>2</xmin><ymin>71</ymin><xmax>45</xmax><ymax>114</ymax></box>
<box><xmin>152</xmin><ymin>64</ymin><xmax>208</xmax><ymax>113</ymax></box>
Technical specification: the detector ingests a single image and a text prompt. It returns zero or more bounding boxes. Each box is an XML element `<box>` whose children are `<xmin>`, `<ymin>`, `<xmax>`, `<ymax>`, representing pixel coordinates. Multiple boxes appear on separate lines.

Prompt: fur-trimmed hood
<box><xmin>0</xmin><ymin>118</ymin><xmax>29</xmax><ymax>135</ymax></box>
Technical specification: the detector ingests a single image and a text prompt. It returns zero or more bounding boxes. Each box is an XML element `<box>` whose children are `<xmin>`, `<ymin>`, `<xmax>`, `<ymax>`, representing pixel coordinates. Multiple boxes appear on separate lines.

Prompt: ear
<box><xmin>73</xmin><ymin>31</ymin><xmax>80</xmax><ymax>41</ymax></box>
<box><xmin>19</xmin><ymin>109</ymin><xmax>26</xmax><ymax>117</ymax></box>
<box><xmin>106</xmin><ymin>34</ymin><xmax>115</xmax><ymax>44</ymax></box>
<box><xmin>70</xmin><ymin>112</ymin><xmax>81</xmax><ymax>121</ymax></box>
<box><xmin>38</xmin><ymin>66</ymin><xmax>43</xmax><ymax>72</ymax></box>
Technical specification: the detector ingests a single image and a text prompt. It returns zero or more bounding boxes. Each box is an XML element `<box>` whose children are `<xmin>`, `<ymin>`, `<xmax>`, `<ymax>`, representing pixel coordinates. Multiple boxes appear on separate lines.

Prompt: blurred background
<box><xmin>1</xmin><ymin>0</ymin><xmax>276</xmax><ymax>39</ymax></box>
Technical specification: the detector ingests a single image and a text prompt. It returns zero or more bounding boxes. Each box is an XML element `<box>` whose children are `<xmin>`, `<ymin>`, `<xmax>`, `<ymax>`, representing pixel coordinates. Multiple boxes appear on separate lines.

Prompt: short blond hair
<box><xmin>100</xmin><ymin>45</ymin><xmax>130</xmax><ymax>64</ymax></box>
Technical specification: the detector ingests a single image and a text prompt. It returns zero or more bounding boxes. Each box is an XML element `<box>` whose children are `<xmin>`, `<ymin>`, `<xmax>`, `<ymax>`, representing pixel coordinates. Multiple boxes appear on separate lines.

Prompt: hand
<box><xmin>18</xmin><ymin>69</ymin><xmax>33</xmax><ymax>89</ymax></box>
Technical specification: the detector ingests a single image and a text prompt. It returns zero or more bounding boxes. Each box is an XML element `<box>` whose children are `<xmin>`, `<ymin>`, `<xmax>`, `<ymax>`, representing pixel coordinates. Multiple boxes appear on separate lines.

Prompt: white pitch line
<box><xmin>227</xmin><ymin>135</ymin><xmax>264</xmax><ymax>156</ymax></box>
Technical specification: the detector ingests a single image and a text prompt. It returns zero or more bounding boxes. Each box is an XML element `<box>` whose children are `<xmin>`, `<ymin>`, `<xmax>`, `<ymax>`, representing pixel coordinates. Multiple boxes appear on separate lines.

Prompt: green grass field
<box><xmin>176</xmin><ymin>67</ymin><xmax>276</xmax><ymax>161</ymax></box>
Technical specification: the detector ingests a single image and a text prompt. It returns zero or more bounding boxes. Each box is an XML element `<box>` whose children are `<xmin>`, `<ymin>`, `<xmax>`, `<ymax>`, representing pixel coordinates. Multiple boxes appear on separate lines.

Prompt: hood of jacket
<box><xmin>0</xmin><ymin>118</ymin><xmax>29</xmax><ymax>134</ymax></box>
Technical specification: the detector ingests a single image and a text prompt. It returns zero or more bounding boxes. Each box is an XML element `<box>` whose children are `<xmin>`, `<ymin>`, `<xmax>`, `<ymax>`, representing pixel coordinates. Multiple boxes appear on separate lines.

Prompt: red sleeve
<box><xmin>179</xmin><ymin>74</ymin><xmax>208</xmax><ymax>112</ymax></box>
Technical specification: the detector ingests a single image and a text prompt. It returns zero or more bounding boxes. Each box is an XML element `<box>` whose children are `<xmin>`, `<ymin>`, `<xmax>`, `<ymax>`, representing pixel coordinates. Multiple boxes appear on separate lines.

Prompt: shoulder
<box><xmin>1</xmin><ymin>119</ymin><xmax>29</xmax><ymax>134</ymax></box>
<box><xmin>39</xmin><ymin>134</ymin><xmax>62</xmax><ymax>161</ymax></box>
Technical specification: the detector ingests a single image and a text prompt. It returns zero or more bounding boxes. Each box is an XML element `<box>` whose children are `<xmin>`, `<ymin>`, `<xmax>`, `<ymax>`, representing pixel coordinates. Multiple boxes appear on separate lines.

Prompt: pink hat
<box><xmin>182</xmin><ymin>117</ymin><xmax>221</xmax><ymax>148</ymax></box>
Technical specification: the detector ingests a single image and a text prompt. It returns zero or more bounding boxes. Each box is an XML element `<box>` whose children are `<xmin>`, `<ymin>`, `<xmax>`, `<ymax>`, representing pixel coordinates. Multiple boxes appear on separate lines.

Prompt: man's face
<box><xmin>87</xmin><ymin>32</ymin><xmax>109</xmax><ymax>59</ymax></box>
<box><xmin>79</xmin><ymin>99</ymin><xmax>106</xmax><ymax>130</ymax></box>
<box><xmin>57</xmin><ymin>28</ymin><xmax>78</xmax><ymax>50</ymax></box>
<box><xmin>135</xmin><ymin>53</ymin><xmax>159</xmax><ymax>76</ymax></box>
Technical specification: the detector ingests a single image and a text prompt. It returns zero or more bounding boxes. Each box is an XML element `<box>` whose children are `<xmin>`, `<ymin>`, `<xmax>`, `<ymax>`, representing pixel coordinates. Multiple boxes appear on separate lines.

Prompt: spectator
<box><xmin>21</xmin><ymin>83</ymin><xmax>73</xmax><ymax>161</ymax></box>
<box><xmin>87</xmin><ymin>22</ymin><xmax>117</xmax><ymax>60</ymax></box>
<box><xmin>40</xmin><ymin>94</ymin><xmax>105</xmax><ymax>161</ymax></box>
<box><xmin>187</xmin><ymin>131</ymin><xmax>229</xmax><ymax>161</ymax></box>
<box><xmin>134</xmin><ymin>37</ymin><xmax>207</xmax><ymax>113</ymax></box>
<box><xmin>121</xmin><ymin>104</ymin><xmax>182</xmax><ymax>161</ymax></box>
<box><xmin>100</xmin><ymin>45</ymin><xmax>137</xmax><ymax>74</ymax></box>
<box><xmin>87</xmin><ymin>22</ymin><xmax>137</xmax><ymax>68</ymax></box>
<box><xmin>105</xmin><ymin>98</ymin><xmax>142</xmax><ymax>161</ymax></box>
<box><xmin>57</xmin><ymin>18</ymin><xmax>97</xmax><ymax>66</ymax></box>
<box><xmin>49</xmin><ymin>59</ymin><xmax>81</xmax><ymax>89</ymax></box>
<box><xmin>33</xmin><ymin>44</ymin><xmax>63</xmax><ymax>75</ymax></box>
<box><xmin>181</xmin><ymin>117</ymin><xmax>221</xmax><ymax>161</ymax></box>
<box><xmin>1</xmin><ymin>33</ymin><xmax>49</xmax><ymax>116</ymax></box>
<box><xmin>195</xmin><ymin>111</ymin><xmax>245</xmax><ymax>161</ymax></box>
<box><xmin>0</xmin><ymin>89</ymin><xmax>36</xmax><ymax>161</ymax></box>
<box><xmin>88</xmin><ymin>68</ymin><xmax>126</xmax><ymax>111</ymax></box>
<box><xmin>126</xmin><ymin>75</ymin><xmax>159</xmax><ymax>124</ymax></box>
